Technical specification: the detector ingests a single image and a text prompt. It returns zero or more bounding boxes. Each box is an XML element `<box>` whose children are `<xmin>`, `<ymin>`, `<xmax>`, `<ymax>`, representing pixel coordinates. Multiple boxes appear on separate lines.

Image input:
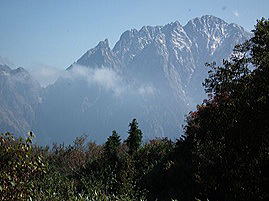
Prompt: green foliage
<box><xmin>134</xmin><ymin>138</ymin><xmax>177</xmax><ymax>201</ymax></box>
<box><xmin>184</xmin><ymin>18</ymin><xmax>269</xmax><ymax>201</ymax></box>
<box><xmin>104</xmin><ymin>130</ymin><xmax>121</xmax><ymax>159</ymax></box>
<box><xmin>0</xmin><ymin>132</ymin><xmax>47</xmax><ymax>201</ymax></box>
<box><xmin>1</xmin><ymin>18</ymin><xmax>268</xmax><ymax>201</ymax></box>
<box><xmin>126</xmin><ymin>119</ymin><xmax>143</xmax><ymax>155</ymax></box>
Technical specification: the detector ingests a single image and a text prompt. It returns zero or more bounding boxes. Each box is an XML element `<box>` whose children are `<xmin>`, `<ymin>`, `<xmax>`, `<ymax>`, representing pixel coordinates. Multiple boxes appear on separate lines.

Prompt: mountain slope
<box><xmin>35</xmin><ymin>15</ymin><xmax>251</xmax><ymax>143</ymax></box>
<box><xmin>0</xmin><ymin>64</ymin><xmax>41</xmax><ymax>135</ymax></box>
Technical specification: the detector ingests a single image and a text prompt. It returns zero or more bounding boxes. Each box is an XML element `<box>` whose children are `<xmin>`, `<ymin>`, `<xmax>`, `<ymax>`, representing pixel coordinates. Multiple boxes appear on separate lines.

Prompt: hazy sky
<box><xmin>0</xmin><ymin>0</ymin><xmax>268</xmax><ymax>70</ymax></box>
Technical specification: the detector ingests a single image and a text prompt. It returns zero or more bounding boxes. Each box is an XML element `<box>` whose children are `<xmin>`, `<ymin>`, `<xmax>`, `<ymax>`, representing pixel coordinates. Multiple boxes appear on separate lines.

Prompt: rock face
<box><xmin>0</xmin><ymin>16</ymin><xmax>251</xmax><ymax>143</ymax></box>
<box><xmin>0</xmin><ymin>64</ymin><xmax>41</xmax><ymax>135</ymax></box>
<box><xmin>35</xmin><ymin>15</ymin><xmax>251</xmax><ymax>144</ymax></box>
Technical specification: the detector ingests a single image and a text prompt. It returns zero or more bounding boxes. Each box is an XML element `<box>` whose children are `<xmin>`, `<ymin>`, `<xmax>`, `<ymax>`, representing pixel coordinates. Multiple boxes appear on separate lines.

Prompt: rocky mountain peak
<box><xmin>0</xmin><ymin>64</ymin><xmax>12</xmax><ymax>74</ymax></box>
<box><xmin>69</xmin><ymin>39</ymin><xmax>120</xmax><ymax>69</ymax></box>
<box><xmin>0</xmin><ymin>62</ymin><xmax>41</xmax><ymax>136</ymax></box>
<box><xmin>0</xmin><ymin>56</ymin><xmax>15</xmax><ymax>68</ymax></box>
<box><xmin>12</xmin><ymin>67</ymin><xmax>28</xmax><ymax>74</ymax></box>
<box><xmin>96</xmin><ymin>38</ymin><xmax>110</xmax><ymax>49</ymax></box>
<box><xmin>201</xmin><ymin>15</ymin><xmax>227</xmax><ymax>24</ymax></box>
<box><xmin>187</xmin><ymin>15</ymin><xmax>228</xmax><ymax>27</ymax></box>
<box><xmin>0</xmin><ymin>16</ymin><xmax>252</xmax><ymax>143</ymax></box>
<box><xmin>184</xmin><ymin>15</ymin><xmax>229</xmax><ymax>37</ymax></box>
<box><xmin>163</xmin><ymin>20</ymin><xmax>182</xmax><ymax>31</ymax></box>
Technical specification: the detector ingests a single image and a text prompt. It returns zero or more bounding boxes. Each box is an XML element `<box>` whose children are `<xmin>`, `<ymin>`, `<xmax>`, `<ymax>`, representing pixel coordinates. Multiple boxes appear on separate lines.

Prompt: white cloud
<box><xmin>29</xmin><ymin>65</ymin><xmax>63</xmax><ymax>87</ymax></box>
<box><xmin>92</xmin><ymin>68</ymin><xmax>123</xmax><ymax>95</ymax></box>
<box><xmin>68</xmin><ymin>65</ymin><xmax>124</xmax><ymax>96</ymax></box>
<box><xmin>138</xmin><ymin>85</ymin><xmax>155</xmax><ymax>96</ymax></box>
<box><xmin>233</xmin><ymin>10</ymin><xmax>239</xmax><ymax>17</ymax></box>
<box><xmin>27</xmin><ymin>62</ymin><xmax>157</xmax><ymax>98</ymax></box>
<box><xmin>68</xmin><ymin>64</ymin><xmax>156</xmax><ymax>97</ymax></box>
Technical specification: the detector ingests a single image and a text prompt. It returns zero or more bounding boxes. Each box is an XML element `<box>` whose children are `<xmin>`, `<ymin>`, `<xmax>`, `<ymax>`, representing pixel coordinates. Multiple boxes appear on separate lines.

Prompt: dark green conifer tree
<box><xmin>126</xmin><ymin>119</ymin><xmax>143</xmax><ymax>155</ymax></box>
<box><xmin>104</xmin><ymin>130</ymin><xmax>121</xmax><ymax>159</ymax></box>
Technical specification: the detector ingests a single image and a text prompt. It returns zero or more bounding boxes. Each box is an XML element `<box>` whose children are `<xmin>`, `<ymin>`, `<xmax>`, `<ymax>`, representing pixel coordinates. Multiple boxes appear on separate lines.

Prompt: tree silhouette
<box><xmin>126</xmin><ymin>119</ymin><xmax>143</xmax><ymax>155</ymax></box>
<box><xmin>104</xmin><ymin>130</ymin><xmax>121</xmax><ymax>159</ymax></box>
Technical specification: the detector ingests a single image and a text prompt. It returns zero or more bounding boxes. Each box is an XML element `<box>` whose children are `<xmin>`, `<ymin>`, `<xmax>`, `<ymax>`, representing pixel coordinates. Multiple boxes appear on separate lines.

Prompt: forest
<box><xmin>0</xmin><ymin>18</ymin><xmax>268</xmax><ymax>201</ymax></box>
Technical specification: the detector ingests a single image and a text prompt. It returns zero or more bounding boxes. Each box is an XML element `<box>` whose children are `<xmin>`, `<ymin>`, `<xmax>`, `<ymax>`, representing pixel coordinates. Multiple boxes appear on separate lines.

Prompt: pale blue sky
<box><xmin>0</xmin><ymin>0</ymin><xmax>268</xmax><ymax>70</ymax></box>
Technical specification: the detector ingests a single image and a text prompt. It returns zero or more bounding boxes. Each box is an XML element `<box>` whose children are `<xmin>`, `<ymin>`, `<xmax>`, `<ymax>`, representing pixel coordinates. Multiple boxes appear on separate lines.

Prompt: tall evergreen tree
<box><xmin>104</xmin><ymin>130</ymin><xmax>121</xmax><ymax>159</ymax></box>
<box><xmin>126</xmin><ymin>119</ymin><xmax>143</xmax><ymax>155</ymax></box>
<box><xmin>184</xmin><ymin>18</ymin><xmax>269</xmax><ymax>201</ymax></box>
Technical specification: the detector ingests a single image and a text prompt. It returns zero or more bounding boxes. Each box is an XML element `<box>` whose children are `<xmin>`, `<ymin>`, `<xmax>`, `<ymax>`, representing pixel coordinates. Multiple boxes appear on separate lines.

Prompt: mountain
<box><xmin>67</xmin><ymin>39</ymin><xmax>121</xmax><ymax>71</ymax></box>
<box><xmin>0</xmin><ymin>56</ymin><xmax>15</xmax><ymax>68</ymax></box>
<box><xmin>0</xmin><ymin>15</ymin><xmax>251</xmax><ymax>143</ymax></box>
<box><xmin>0</xmin><ymin>64</ymin><xmax>42</xmax><ymax>135</ymax></box>
<box><xmin>34</xmin><ymin>15</ymin><xmax>251</xmax><ymax>144</ymax></box>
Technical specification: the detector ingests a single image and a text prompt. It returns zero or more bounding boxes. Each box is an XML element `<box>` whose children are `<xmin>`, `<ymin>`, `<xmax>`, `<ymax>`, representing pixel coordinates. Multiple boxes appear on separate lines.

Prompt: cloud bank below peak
<box><xmin>63</xmin><ymin>64</ymin><xmax>156</xmax><ymax>97</ymax></box>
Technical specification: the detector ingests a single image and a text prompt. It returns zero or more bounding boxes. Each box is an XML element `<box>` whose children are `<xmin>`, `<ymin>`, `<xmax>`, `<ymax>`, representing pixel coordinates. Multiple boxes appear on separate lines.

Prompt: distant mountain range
<box><xmin>0</xmin><ymin>64</ymin><xmax>41</xmax><ymax>135</ymax></box>
<box><xmin>0</xmin><ymin>15</ymin><xmax>251</xmax><ymax>143</ymax></box>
